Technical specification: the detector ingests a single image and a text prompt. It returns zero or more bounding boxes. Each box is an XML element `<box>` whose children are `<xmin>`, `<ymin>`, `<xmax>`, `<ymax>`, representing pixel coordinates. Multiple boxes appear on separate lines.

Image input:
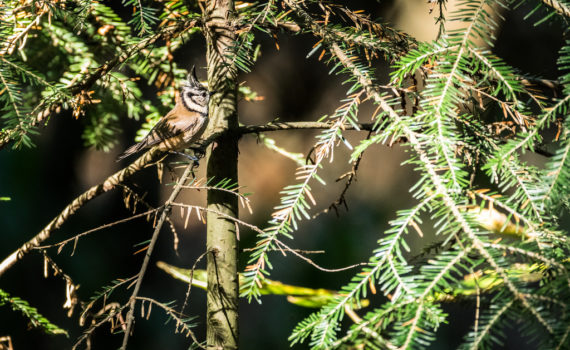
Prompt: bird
<box><xmin>117</xmin><ymin>66</ymin><xmax>210</xmax><ymax>161</ymax></box>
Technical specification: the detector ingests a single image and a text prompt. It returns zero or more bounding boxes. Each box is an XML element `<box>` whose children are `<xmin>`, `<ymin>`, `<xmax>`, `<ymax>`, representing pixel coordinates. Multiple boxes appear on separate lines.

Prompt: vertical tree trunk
<box><xmin>204</xmin><ymin>1</ymin><xmax>239</xmax><ymax>349</ymax></box>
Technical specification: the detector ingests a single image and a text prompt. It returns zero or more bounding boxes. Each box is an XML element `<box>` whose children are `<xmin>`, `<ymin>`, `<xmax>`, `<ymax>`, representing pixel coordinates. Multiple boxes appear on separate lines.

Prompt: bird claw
<box><xmin>189</xmin><ymin>146</ymin><xmax>206</xmax><ymax>158</ymax></box>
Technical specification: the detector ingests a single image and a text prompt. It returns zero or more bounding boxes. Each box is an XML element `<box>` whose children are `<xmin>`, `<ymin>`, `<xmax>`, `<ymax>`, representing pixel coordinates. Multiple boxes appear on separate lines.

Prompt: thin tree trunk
<box><xmin>204</xmin><ymin>1</ymin><xmax>239</xmax><ymax>349</ymax></box>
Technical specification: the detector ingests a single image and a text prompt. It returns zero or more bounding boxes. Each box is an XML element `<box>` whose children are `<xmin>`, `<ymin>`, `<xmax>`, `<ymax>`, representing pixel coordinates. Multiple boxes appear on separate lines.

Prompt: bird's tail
<box><xmin>116</xmin><ymin>141</ymin><xmax>147</xmax><ymax>161</ymax></box>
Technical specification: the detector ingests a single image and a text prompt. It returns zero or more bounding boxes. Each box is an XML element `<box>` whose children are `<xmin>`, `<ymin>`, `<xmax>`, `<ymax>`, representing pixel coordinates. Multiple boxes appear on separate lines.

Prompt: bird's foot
<box><xmin>189</xmin><ymin>146</ymin><xmax>206</xmax><ymax>159</ymax></box>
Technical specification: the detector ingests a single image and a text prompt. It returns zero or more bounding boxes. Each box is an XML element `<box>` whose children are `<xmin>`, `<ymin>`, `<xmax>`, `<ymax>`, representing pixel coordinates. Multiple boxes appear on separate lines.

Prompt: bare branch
<box><xmin>121</xmin><ymin>162</ymin><xmax>197</xmax><ymax>349</ymax></box>
<box><xmin>275</xmin><ymin>240</ymin><xmax>367</xmax><ymax>273</ymax></box>
<box><xmin>0</xmin><ymin>148</ymin><xmax>164</xmax><ymax>277</ymax></box>
<box><xmin>73</xmin><ymin>303</ymin><xmax>129</xmax><ymax>350</ymax></box>
<box><xmin>313</xmin><ymin>131</ymin><xmax>372</xmax><ymax>218</ymax></box>
<box><xmin>34</xmin><ymin>209</ymin><xmax>159</xmax><ymax>253</ymax></box>
<box><xmin>135</xmin><ymin>296</ymin><xmax>205</xmax><ymax>349</ymax></box>
<box><xmin>237</xmin><ymin>121</ymin><xmax>375</xmax><ymax>134</ymax></box>
<box><xmin>179</xmin><ymin>250</ymin><xmax>211</xmax><ymax>316</ymax></box>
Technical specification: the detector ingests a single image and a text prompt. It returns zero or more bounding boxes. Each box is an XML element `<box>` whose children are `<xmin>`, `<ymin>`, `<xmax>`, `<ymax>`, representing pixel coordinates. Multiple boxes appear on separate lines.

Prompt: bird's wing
<box><xmin>142</xmin><ymin>109</ymin><xmax>202</xmax><ymax>148</ymax></box>
<box><xmin>117</xmin><ymin>107</ymin><xmax>204</xmax><ymax>161</ymax></box>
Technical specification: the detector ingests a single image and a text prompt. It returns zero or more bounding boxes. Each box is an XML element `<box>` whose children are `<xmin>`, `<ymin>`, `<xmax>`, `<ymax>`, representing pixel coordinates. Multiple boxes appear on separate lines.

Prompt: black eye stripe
<box><xmin>183</xmin><ymin>87</ymin><xmax>208</xmax><ymax>95</ymax></box>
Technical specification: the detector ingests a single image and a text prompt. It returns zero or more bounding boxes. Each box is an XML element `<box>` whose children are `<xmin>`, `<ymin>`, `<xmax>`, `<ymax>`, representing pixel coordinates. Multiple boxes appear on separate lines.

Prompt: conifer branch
<box><xmin>283</xmin><ymin>0</ymin><xmax>414</xmax><ymax>58</ymax></box>
<box><xmin>467</xmin><ymin>299</ymin><xmax>515</xmax><ymax>350</ymax></box>
<box><xmin>1</xmin><ymin>2</ymin><xmax>568</xmax><ymax>349</ymax></box>
<box><xmin>295</xmin><ymin>10</ymin><xmax>565</xmax><ymax>346</ymax></box>
<box><xmin>0</xmin><ymin>18</ymin><xmax>199</xmax><ymax>149</ymax></box>
<box><xmin>541</xmin><ymin>0</ymin><xmax>570</xmax><ymax>18</ymax></box>
<box><xmin>242</xmin><ymin>91</ymin><xmax>364</xmax><ymax>301</ymax></box>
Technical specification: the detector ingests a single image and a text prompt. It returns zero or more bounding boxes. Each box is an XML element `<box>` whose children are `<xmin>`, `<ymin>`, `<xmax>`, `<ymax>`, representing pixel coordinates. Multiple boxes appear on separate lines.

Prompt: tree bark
<box><xmin>204</xmin><ymin>1</ymin><xmax>239</xmax><ymax>349</ymax></box>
